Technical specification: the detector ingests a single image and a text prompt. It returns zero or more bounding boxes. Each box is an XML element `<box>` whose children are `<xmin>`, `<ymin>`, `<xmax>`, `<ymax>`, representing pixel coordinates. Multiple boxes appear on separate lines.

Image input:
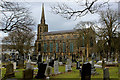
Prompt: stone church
<box><xmin>35</xmin><ymin>4</ymin><xmax>96</xmax><ymax>58</ymax></box>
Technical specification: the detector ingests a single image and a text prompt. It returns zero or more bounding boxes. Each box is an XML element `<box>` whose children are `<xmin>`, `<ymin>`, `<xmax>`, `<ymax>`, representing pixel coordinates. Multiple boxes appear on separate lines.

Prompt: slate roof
<box><xmin>43</xmin><ymin>29</ymin><xmax>77</xmax><ymax>35</ymax></box>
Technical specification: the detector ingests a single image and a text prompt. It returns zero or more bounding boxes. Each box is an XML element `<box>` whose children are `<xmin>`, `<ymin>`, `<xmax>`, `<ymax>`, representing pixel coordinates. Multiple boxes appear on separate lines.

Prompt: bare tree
<box><xmin>0</xmin><ymin>0</ymin><xmax>34</xmax><ymax>32</ymax></box>
<box><xmin>2</xmin><ymin>29</ymin><xmax>35</xmax><ymax>57</ymax></box>
<box><xmin>96</xmin><ymin>8</ymin><xmax>120</xmax><ymax>60</ymax></box>
<box><xmin>51</xmin><ymin>0</ymin><xmax>109</xmax><ymax>19</ymax></box>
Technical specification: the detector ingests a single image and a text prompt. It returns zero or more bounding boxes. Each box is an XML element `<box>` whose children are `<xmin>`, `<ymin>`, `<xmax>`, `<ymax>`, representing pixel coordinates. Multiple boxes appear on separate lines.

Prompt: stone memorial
<box><xmin>81</xmin><ymin>62</ymin><xmax>91</xmax><ymax>80</ymax></box>
<box><xmin>65</xmin><ymin>59</ymin><xmax>72</xmax><ymax>72</ymax></box>
<box><xmin>45</xmin><ymin>66</ymin><xmax>52</xmax><ymax>77</ymax></box>
<box><xmin>4</xmin><ymin>63</ymin><xmax>15</xmax><ymax>78</ymax></box>
<box><xmin>76</xmin><ymin>61</ymin><xmax>80</xmax><ymax>69</ymax></box>
<box><xmin>54</xmin><ymin>61</ymin><xmax>59</xmax><ymax>74</ymax></box>
<box><xmin>13</xmin><ymin>62</ymin><xmax>16</xmax><ymax>70</ymax></box>
<box><xmin>23</xmin><ymin>69</ymin><xmax>34</xmax><ymax>79</ymax></box>
<box><xmin>91</xmin><ymin>53</ymin><xmax>96</xmax><ymax>74</ymax></box>
<box><xmin>103</xmin><ymin>68</ymin><xmax>109</xmax><ymax>80</ymax></box>
<box><xmin>35</xmin><ymin>62</ymin><xmax>47</xmax><ymax>79</ymax></box>
<box><xmin>49</xmin><ymin>59</ymin><xmax>54</xmax><ymax>67</ymax></box>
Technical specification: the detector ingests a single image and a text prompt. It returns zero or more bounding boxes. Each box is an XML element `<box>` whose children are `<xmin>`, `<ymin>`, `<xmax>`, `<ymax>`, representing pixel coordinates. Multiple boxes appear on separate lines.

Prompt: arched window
<box><xmin>44</xmin><ymin>43</ymin><xmax>47</xmax><ymax>52</ymax></box>
<box><xmin>63</xmin><ymin>42</ymin><xmax>66</xmax><ymax>53</ymax></box>
<box><xmin>56</xmin><ymin>43</ymin><xmax>59</xmax><ymax>53</ymax></box>
<box><xmin>70</xmin><ymin>43</ymin><xmax>74</xmax><ymax>53</ymax></box>
<box><xmin>50</xmin><ymin>43</ymin><xmax>53</xmax><ymax>53</ymax></box>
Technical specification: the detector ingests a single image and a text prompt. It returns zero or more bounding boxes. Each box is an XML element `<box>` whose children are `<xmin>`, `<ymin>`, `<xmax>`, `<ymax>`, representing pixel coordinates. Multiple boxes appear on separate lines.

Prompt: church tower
<box><xmin>35</xmin><ymin>4</ymin><xmax>48</xmax><ymax>54</ymax></box>
<box><xmin>37</xmin><ymin>3</ymin><xmax>48</xmax><ymax>40</ymax></box>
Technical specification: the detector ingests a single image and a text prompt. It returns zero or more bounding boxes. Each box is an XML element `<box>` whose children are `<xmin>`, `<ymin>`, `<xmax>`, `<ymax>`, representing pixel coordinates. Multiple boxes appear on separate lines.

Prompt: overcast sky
<box><xmin>0</xmin><ymin>0</ymin><xmax>119</xmax><ymax>44</ymax></box>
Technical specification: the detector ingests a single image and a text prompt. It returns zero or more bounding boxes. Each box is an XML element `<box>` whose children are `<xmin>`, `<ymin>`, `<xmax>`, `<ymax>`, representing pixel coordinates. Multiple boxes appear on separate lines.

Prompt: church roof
<box><xmin>43</xmin><ymin>29</ymin><xmax>77</xmax><ymax>35</ymax></box>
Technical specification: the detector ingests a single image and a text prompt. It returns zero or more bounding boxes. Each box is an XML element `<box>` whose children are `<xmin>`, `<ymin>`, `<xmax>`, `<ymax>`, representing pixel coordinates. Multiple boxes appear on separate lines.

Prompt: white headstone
<box><xmin>45</xmin><ymin>66</ymin><xmax>52</xmax><ymax>77</ymax></box>
<box><xmin>54</xmin><ymin>61</ymin><xmax>59</xmax><ymax>74</ymax></box>
<box><xmin>66</xmin><ymin>59</ymin><xmax>72</xmax><ymax>71</ymax></box>
<box><xmin>13</xmin><ymin>62</ymin><xmax>16</xmax><ymax>69</ymax></box>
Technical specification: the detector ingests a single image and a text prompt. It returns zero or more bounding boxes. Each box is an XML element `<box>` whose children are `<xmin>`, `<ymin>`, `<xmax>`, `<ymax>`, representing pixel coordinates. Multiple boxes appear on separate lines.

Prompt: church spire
<box><xmin>41</xmin><ymin>3</ymin><xmax>45</xmax><ymax>24</ymax></box>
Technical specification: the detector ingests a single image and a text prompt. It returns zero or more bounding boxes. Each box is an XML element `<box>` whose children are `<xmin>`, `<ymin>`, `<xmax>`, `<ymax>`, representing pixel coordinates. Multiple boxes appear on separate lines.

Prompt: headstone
<box><xmin>119</xmin><ymin>65</ymin><xmax>120</xmax><ymax>78</ymax></box>
<box><xmin>26</xmin><ymin>63</ymin><xmax>32</xmax><ymax>69</ymax></box>
<box><xmin>103</xmin><ymin>68</ymin><xmax>109</xmax><ymax>80</ymax></box>
<box><xmin>66</xmin><ymin>59</ymin><xmax>72</xmax><ymax>72</ymax></box>
<box><xmin>18</xmin><ymin>60</ymin><xmax>24</xmax><ymax>69</ymax></box>
<box><xmin>54</xmin><ymin>61</ymin><xmax>59</xmax><ymax>74</ymax></box>
<box><xmin>81</xmin><ymin>62</ymin><xmax>91</xmax><ymax>80</ymax></box>
<box><xmin>91</xmin><ymin>53</ymin><xmax>96</xmax><ymax>74</ymax></box>
<box><xmin>38</xmin><ymin>54</ymin><xmax>42</xmax><ymax>63</ymax></box>
<box><xmin>4</xmin><ymin>63</ymin><xmax>15</xmax><ymax>78</ymax></box>
<box><xmin>76</xmin><ymin>61</ymin><xmax>80</xmax><ymax>69</ymax></box>
<box><xmin>49</xmin><ymin>59</ymin><xmax>54</xmax><ymax>67</ymax></box>
<box><xmin>23</xmin><ymin>69</ymin><xmax>33</xmax><ymax>79</ymax></box>
<box><xmin>13</xmin><ymin>62</ymin><xmax>16</xmax><ymax>69</ymax></box>
<box><xmin>35</xmin><ymin>62</ymin><xmax>47</xmax><ymax>79</ymax></box>
<box><xmin>45</xmin><ymin>66</ymin><xmax>52</xmax><ymax>77</ymax></box>
<box><xmin>32</xmin><ymin>54</ymin><xmax>37</xmax><ymax>62</ymax></box>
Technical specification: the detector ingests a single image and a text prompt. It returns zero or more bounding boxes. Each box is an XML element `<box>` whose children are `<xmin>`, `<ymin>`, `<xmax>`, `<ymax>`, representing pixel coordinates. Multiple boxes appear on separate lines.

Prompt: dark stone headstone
<box><xmin>103</xmin><ymin>68</ymin><xmax>109</xmax><ymax>80</ymax></box>
<box><xmin>81</xmin><ymin>62</ymin><xmax>91</xmax><ymax>80</ymax></box>
<box><xmin>23</xmin><ymin>69</ymin><xmax>34</xmax><ymax>79</ymax></box>
<box><xmin>76</xmin><ymin>61</ymin><xmax>80</xmax><ymax>69</ymax></box>
<box><xmin>49</xmin><ymin>59</ymin><xmax>54</xmax><ymax>67</ymax></box>
<box><xmin>35</xmin><ymin>62</ymin><xmax>47</xmax><ymax>79</ymax></box>
<box><xmin>18</xmin><ymin>60</ymin><xmax>24</xmax><ymax>69</ymax></box>
<box><xmin>32</xmin><ymin>55</ymin><xmax>37</xmax><ymax>62</ymax></box>
<box><xmin>38</xmin><ymin>55</ymin><xmax>42</xmax><ymax>63</ymax></box>
<box><xmin>4</xmin><ymin>63</ymin><xmax>15</xmax><ymax>78</ymax></box>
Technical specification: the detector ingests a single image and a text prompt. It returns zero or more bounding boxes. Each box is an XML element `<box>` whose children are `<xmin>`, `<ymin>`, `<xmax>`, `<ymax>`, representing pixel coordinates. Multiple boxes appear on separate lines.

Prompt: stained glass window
<box><xmin>50</xmin><ymin>43</ymin><xmax>53</xmax><ymax>53</ymax></box>
<box><xmin>70</xmin><ymin>43</ymin><xmax>73</xmax><ymax>53</ymax></box>
<box><xmin>56</xmin><ymin>43</ymin><xmax>59</xmax><ymax>52</ymax></box>
<box><xmin>44</xmin><ymin>43</ymin><xmax>47</xmax><ymax>52</ymax></box>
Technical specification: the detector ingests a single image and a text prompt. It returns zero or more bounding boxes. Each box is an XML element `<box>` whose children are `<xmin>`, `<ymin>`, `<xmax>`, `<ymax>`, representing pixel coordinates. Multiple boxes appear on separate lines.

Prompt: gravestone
<box><xmin>26</xmin><ymin>54</ymin><xmax>32</xmax><ymax>69</ymax></box>
<box><xmin>76</xmin><ymin>61</ymin><xmax>80</xmax><ymax>69</ymax></box>
<box><xmin>91</xmin><ymin>53</ymin><xmax>96</xmax><ymax>74</ymax></box>
<box><xmin>45</xmin><ymin>66</ymin><xmax>52</xmax><ymax>77</ymax></box>
<box><xmin>103</xmin><ymin>68</ymin><xmax>109</xmax><ymax>80</ymax></box>
<box><xmin>23</xmin><ymin>69</ymin><xmax>33</xmax><ymax>79</ymax></box>
<box><xmin>119</xmin><ymin>65</ymin><xmax>120</xmax><ymax>78</ymax></box>
<box><xmin>38</xmin><ymin>54</ymin><xmax>42</xmax><ymax>63</ymax></box>
<box><xmin>4</xmin><ymin>63</ymin><xmax>15</xmax><ymax>78</ymax></box>
<box><xmin>65</xmin><ymin>59</ymin><xmax>72</xmax><ymax>72</ymax></box>
<box><xmin>32</xmin><ymin>54</ymin><xmax>37</xmax><ymax>62</ymax></box>
<box><xmin>81</xmin><ymin>62</ymin><xmax>91</xmax><ymax>80</ymax></box>
<box><xmin>18</xmin><ymin>60</ymin><xmax>24</xmax><ymax>69</ymax></box>
<box><xmin>49</xmin><ymin>59</ymin><xmax>54</xmax><ymax>67</ymax></box>
<box><xmin>54</xmin><ymin>61</ymin><xmax>59</xmax><ymax>74</ymax></box>
<box><xmin>13</xmin><ymin>62</ymin><xmax>16</xmax><ymax>69</ymax></box>
<box><xmin>35</xmin><ymin>62</ymin><xmax>47</xmax><ymax>79</ymax></box>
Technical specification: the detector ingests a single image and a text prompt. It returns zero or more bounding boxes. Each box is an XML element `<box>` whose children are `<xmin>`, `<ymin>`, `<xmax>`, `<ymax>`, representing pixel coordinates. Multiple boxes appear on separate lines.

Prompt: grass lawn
<box><xmin>1</xmin><ymin>64</ymin><xmax>119</xmax><ymax>79</ymax></box>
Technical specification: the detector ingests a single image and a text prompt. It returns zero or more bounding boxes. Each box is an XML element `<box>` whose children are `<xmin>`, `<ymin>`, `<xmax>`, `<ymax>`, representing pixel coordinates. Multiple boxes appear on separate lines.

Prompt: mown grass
<box><xmin>1</xmin><ymin>64</ymin><xmax>119</xmax><ymax>79</ymax></box>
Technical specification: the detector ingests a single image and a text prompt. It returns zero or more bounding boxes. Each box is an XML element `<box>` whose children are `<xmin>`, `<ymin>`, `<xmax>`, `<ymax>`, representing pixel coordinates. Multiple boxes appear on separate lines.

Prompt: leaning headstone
<box><xmin>54</xmin><ymin>61</ymin><xmax>59</xmax><ymax>74</ymax></box>
<box><xmin>81</xmin><ymin>62</ymin><xmax>91</xmax><ymax>80</ymax></box>
<box><xmin>103</xmin><ymin>68</ymin><xmax>109</xmax><ymax>80</ymax></box>
<box><xmin>45</xmin><ymin>66</ymin><xmax>52</xmax><ymax>77</ymax></box>
<box><xmin>35</xmin><ymin>62</ymin><xmax>47</xmax><ymax>79</ymax></box>
<box><xmin>4</xmin><ymin>63</ymin><xmax>15</xmax><ymax>78</ymax></box>
<box><xmin>23</xmin><ymin>69</ymin><xmax>34</xmax><ymax>79</ymax></box>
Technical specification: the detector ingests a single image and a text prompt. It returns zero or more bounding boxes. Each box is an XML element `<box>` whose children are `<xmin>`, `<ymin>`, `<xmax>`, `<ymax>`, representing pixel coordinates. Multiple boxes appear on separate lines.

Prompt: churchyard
<box><xmin>0</xmin><ymin>53</ymin><xmax>119</xmax><ymax>80</ymax></box>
